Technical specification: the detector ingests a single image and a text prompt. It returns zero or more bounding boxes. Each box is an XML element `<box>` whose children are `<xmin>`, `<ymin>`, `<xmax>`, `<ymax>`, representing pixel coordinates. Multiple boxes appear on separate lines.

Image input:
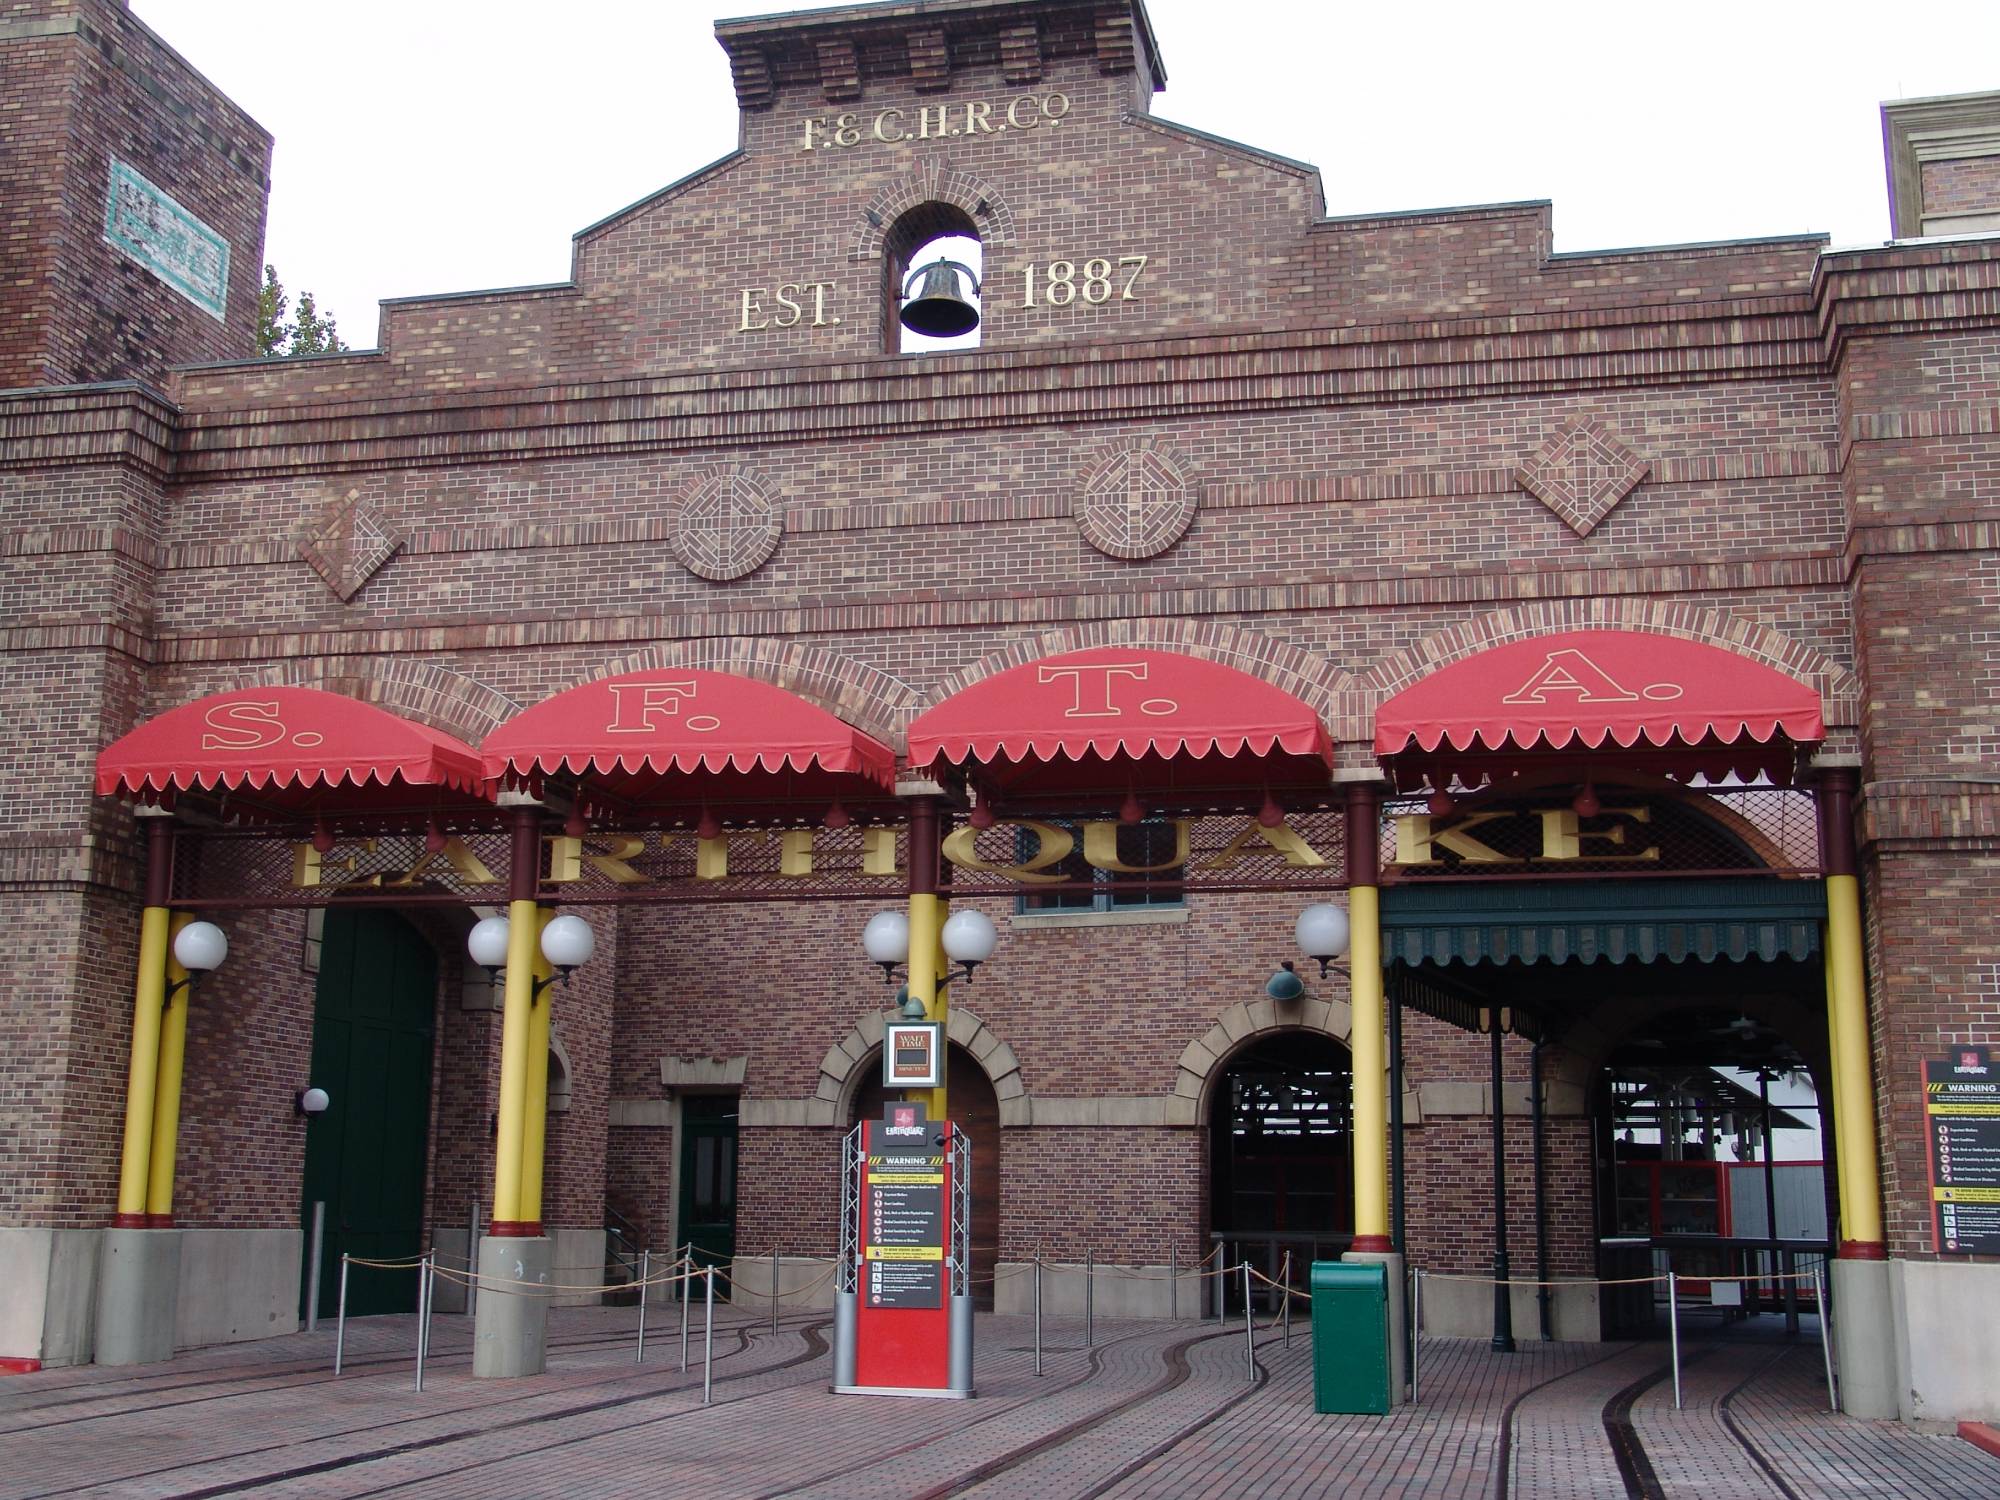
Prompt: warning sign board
<box><xmin>1925</xmin><ymin>1046</ymin><xmax>2000</xmax><ymax>1255</ymax></box>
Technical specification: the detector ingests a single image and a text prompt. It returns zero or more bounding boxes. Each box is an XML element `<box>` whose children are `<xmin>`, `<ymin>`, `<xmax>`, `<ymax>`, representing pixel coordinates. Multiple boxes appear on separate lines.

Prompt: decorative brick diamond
<box><xmin>1516</xmin><ymin>418</ymin><xmax>1650</xmax><ymax>536</ymax></box>
<box><xmin>296</xmin><ymin>490</ymin><xmax>403</xmax><ymax>601</ymax></box>
<box><xmin>672</xmin><ymin>465</ymin><xmax>783</xmax><ymax>582</ymax></box>
<box><xmin>1075</xmin><ymin>443</ymin><xmax>1197</xmax><ymax>560</ymax></box>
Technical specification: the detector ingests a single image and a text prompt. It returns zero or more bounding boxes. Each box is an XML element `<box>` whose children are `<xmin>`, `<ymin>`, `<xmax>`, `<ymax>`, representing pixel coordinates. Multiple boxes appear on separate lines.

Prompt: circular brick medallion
<box><xmin>672</xmin><ymin>466</ymin><xmax>783</xmax><ymax>582</ymax></box>
<box><xmin>1075</xmin><ymin>445</ymin><xmax>1197</xmax><ymax>560</ymax></box>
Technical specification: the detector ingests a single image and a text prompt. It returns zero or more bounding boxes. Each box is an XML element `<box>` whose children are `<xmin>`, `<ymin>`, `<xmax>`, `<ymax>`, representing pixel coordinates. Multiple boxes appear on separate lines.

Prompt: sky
<box><xmin>131</xmin><ymin>0</ymin><xmax>2000</xmax><ymax>350</ymax></box>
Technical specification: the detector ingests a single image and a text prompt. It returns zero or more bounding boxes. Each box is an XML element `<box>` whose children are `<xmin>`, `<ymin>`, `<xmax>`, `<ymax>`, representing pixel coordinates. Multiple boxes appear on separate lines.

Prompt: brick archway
<box><xmin>848</xmin><ymin>160</ymin><xmax>1018</xmax><ymax>263</ymax></box>
<box><xmin>812</xmin><ymin>1004</ymin><xmax>1023</xmax><ymax>1128</ymax></box>
<box><xmin>1182</xmin><ymin>994</ymin><xmax>1356</xmax><ymax>1123</ymax></box>
<box><xmin>240</xmin><ymin>658</ymin><xmax>520</xmax><ymax>744</ymax></box>
<box><xmin>575</xmin><ymin>640</ymin><xmax>916</xmax><ymax>749</ymax></box>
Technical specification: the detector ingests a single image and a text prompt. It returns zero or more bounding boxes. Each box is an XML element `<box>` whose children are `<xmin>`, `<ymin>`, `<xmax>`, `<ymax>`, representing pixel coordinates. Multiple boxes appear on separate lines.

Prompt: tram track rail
<box><xmin>0</xmin><ymin>1320</ymin><xmax>682</xmax><ymax>1426</ymax></box>
<box><xmin>13</xmin><ymin>1318</ymin><xmax>828</xmax><ymax>1500</ymax></box>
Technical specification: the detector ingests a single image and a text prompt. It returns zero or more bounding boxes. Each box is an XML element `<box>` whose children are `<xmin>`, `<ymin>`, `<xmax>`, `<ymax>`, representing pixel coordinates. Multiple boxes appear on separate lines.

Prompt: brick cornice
<box><xmin>131</xmin><ymin>551</ymin><xmax>1843</xmax><ymax>678</ymax></box>
<box><xmin>1859</xmin><ymin>779</ymin><xmax>2000</xmax><ymax>852</ymax></box>
<box><xmin>147</xmin><ymin>300</ymin><xmax>1823</xmax><ymax>485</ymax></box>
<box><xmin>1813</xmin><ymin>239</ymin><xmax>2000</xmax><ymax>364</ymax></box>
<box><xmin>0</xmin><ymin>383</ymin><xmax>178</xmax><ymax>478</ymax></box>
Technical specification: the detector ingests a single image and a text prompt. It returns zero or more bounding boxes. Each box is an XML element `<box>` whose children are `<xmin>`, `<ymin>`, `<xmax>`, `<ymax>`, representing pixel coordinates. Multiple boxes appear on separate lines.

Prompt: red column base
<box><xmin>1837</xmin><ymin>1239</ymin><xmax>1888</xmax><ymax>1260</ymax></box>
<box><xmin>1960</xmin><ymin>1423</ymin><xmax>2000</xmax><ymax>1461</ymax></box>
<box><xmin>0</xmin><ymin>1357</ymin><xmax>42</xmax><ymax>1375</ymax></box>
<box><xmin>108</xmin><ymin>1213</ymin><xmax>150</xmax><ymax>1229</ymax></box>
<box><xmin>144</xmin><ymin>1213</ymin><xmax>174</xmax><ymax>1229</ymax></box>
<box><xmin>1348</xmin><ymin>1235</ymin><xmax>1394</xmax><ymax>1255</ymax></box>
<box><xmin>487</xmin><ymin>1220</ymin><xmax>544</xmax><ymax>1238</ymax></box>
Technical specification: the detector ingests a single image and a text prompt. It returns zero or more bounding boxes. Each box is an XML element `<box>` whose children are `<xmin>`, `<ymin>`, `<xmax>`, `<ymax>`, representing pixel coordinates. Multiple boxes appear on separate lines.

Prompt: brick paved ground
<box><xmin>2</xmin><ymin>1308</ymin><xmax>1996</xmax><ymax>1498</ymax></box>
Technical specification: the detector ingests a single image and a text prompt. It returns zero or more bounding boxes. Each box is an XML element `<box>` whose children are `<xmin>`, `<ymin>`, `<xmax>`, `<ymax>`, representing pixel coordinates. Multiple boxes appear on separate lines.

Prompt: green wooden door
<box><xmin>301</xmin><ymin>908</ymin><xmax>437</xmax><ymax>1319</ymax></box>
<box><xmin>677</xmin><ymin>1095</ymin><xmax>738</xmax><ymax>1297</ymax></box>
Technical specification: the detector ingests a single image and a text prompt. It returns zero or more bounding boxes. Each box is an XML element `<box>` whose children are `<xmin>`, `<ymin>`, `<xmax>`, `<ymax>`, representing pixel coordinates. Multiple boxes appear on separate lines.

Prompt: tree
<box><xmin>256</xmin><ymin>264</ymin><xmax>347</xmax><ymax>357</ymax></box>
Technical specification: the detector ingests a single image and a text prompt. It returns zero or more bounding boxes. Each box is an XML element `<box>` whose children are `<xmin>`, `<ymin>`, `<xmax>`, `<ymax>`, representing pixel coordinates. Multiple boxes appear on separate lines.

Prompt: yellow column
<box><xmin>924</xmin><ymin>909</ymin><xmax>950</xmax><ymax>1123</ymax></box>
<box><xmin>1348</xmin><ymin>883</ymin><xmax>1392</xmax><ymax>1251</ymax></box>
<box><xmin>907</xmin><ymin>889</ymin><xmax>942</xmax><ymax>1117</ymax></box>
<box><xmin>1826</xmin><ymin>874</ymin><xmax>1885</xmax><ymax>1253</ymax></box>
<box><xmin>519</xmin><ymin>907</ymin><xmax>556</xmax><ymax>1228</ymax></box>
<box><xmin>492</xmin><ymin>895</ymin><xmax>539</xmax><ymax>1229</ymax></box>
<box><xmin>1345</xmin><ymin>781</ymin><xmax>1392</xmax><ymax>1253</ymax></box>
<box><xmin>1822</xmin><ymin>940</ymin><xmax>1854</xmax><ymax>1239</ymax></box>
<box><xmin>114</xmin><ymin>905</ymin><xmax>172</xmax><ymax>1225</ymax></box>
<box><xmin>144</xmin><ymin>913</ymin><xmax>194</xmax><ymax>1225</ymax></box>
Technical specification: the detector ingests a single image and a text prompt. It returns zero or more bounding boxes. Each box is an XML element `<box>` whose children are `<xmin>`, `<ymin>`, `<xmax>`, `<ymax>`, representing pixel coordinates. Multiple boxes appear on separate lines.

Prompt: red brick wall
<box><xmin>1836</xmin><ymin>321</ymin><xmax>2000</xmax><ymax>1258</ymax></box>
<box><xmin>998</xmin><ymin>1127</ymin><xmax>1205</xmax><ymax>1263</ymax></box>
<box><xmin>0</xmin><ymin>0</ymin><xmax>270</xmax><ymax>389</ymax></box>
<box><xmin>1920</xmin><ymin>155</ymin><xmax>2000</xmax><ymax>216</ymax></box>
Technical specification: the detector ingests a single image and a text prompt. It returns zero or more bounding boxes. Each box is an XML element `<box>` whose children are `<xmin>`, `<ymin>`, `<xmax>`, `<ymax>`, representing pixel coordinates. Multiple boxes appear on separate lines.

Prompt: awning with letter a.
<box><xmin>93</xmin><ymin>686</ymin><xmax>490</xmax><ymax>816</ymax></box>
<box><xmin>480</xmin><ymin>668</ymin><xmax>897</xmax><ymax>817</ymax></box>
<box><xmin>906</xmin><ymin>647</ymin><xmax>1333</xmax><ymax>809</ymax></box>
<box><xmin>1374</xmin><ymin>630</ymin><xmax>1824</xmax><ymax>784</ymax></box>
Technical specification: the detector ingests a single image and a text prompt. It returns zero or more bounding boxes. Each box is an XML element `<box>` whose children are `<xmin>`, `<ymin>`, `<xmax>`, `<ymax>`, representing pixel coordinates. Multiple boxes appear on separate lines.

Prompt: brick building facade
<box><xmin>2</xmin><ymin>0</ymin><xmax>1998</xmax><ymax>1424</ymax></box>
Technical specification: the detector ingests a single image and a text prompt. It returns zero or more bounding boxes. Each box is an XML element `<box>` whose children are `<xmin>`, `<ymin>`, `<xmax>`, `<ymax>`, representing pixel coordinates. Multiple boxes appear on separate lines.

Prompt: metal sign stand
<box><xmin>831</xmin><ymin>1110</ymin><xmax>974</xmax><ymax>1398</ymax></box>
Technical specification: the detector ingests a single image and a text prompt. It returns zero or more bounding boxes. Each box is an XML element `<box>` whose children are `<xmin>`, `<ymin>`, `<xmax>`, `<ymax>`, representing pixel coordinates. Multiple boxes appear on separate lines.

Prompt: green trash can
<box><xmin>1310</xmin><ymin>1261</ymin><xmax>1391</xmax><ymax>1414</ymax></box>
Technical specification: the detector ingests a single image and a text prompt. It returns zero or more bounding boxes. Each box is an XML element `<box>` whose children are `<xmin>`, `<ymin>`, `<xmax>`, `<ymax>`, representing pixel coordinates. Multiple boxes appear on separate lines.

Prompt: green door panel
<box><xmin>677</xmin><ymin>1095</ymin><xmax>738</xmax><ymax>1298</ymax></box>
<box><xmin>301</xmin><ymin>908</ymin><xmax>437</xmax><ymax>1320</ymax></box>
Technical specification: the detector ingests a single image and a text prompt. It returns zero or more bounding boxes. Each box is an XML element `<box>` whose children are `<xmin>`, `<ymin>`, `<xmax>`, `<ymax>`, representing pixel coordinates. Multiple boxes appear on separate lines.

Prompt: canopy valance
<box><xmin>906</xmin><ymin>647</ymin><xmax>1333</xmax><ymax>809</ymax></box>
<box><xmin>94</xmin><ymin>686</ymin><xmax>489</xmax><ymax>816</ymax></box>
<box><xmin>1375</xmin><ymin>631</ymin><xmax>1824</xmax><ymax>785</ymax></box>
<box><xmin>480</xmin><ymin>668</ymin><xmax>896</xmax><ymax>816</ymax></box>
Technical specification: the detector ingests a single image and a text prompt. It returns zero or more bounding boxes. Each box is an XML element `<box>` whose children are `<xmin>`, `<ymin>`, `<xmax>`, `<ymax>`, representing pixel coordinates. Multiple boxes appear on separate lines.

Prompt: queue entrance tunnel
<box><xmin>1383</xmin><ymin>875</ymin><xmax>1835</xmax><ymax>1345</ymax></box>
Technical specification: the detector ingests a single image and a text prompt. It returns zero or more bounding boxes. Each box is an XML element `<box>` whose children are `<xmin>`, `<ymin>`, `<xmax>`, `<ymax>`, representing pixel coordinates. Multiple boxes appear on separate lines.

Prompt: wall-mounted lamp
<box><xmin>466</xmin><ymin>912</ymin><xmax>597</xmax><ymax>1002</ymax></box>
<box><xmin>1264</xmin><ymin>901</ymin><xmax>1352</xmax><ymax>1003</ymax></box>
<box><xmin>166</xmin><ymin>920</ymin><xmax>229</xmax><ymax>1006</ymax></box>
<box><xmin>295</xmin><ymin>1086</ymin><xmax>330</xmax><ymax>1118</ymax></box>
<box><xmin>862</xmin><ymin>908</ymin><xmax>1000</xmax><ymax>1018</ymax></box>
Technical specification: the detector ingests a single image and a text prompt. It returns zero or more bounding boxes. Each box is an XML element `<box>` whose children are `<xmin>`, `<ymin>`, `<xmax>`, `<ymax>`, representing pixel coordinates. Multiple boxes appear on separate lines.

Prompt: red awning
<box><xmin>907</xmin><ymin>648</ymin><xmax>1333</xmax><ymax>803</ymax></box>
<box><xmin>481</xmin><ymin>669</ymin><xmax>896</xmax><ymax>809</ymax></box>
<box><xmin>1374</xmin><ymin>631</ymin><xmax>1826</xmax><ymax>759</ymax></box>
<box><xmin>95</xmin><ymin>686</ymin><xmax>489</xmax><ymax>812</ymax></box>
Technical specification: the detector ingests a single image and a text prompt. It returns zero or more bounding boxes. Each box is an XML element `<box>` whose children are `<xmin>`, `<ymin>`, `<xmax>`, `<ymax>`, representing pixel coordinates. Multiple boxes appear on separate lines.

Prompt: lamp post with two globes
<box><xmin>466</xmin><ymin>907</ymin><xmax>597</xmax><ymax>1237</ymax></box>
<box><xmin>860</xmin><ymin>904</ymin><xmax>998</xmax><ymax>1121</ymax></box>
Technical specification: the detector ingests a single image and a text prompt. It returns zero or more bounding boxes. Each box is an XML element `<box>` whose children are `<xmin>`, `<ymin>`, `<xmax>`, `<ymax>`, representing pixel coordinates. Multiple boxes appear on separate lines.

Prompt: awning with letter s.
<box><xmin>94</xmin><ymin>686</ymin><xmax>490</xmax><ymax>817</ymax></box>
<box><xmin>1374</xmin><ymin>630</ymin><xmax>1824</xmax><ymax>785</ymax></box>
<box><xmin>480</xmin><ymin>668</ymin><xmax>897</xmax><ymax>817</ymax></box>
<box><xmin>906</xmin><ymin>646</ymin><xmax>1333</xmax><ymax>808</ymax></box>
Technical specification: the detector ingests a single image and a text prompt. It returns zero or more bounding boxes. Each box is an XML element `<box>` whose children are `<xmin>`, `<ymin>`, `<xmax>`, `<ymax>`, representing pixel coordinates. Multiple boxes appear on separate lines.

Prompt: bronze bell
<box><xmin>898</xmin><ymin>258</ymin><xmax>982</xmax><ymax>338</ymax></box>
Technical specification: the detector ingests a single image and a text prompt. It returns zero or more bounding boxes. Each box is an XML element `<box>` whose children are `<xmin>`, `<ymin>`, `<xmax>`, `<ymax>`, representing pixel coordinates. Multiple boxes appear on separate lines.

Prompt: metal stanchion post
<box><xmin>1033</xmin><ymin>1255</ymin><xmax>1044</xmax><ymax>1377</ymax></box>
<box><xmin>636</xmin><ymin>1249</ymin><xmax>650</xmax><ymax>1363</ymax></box>
<box><xmin>1170</xmin><ymin>1245</ymin><xmax>1178</xmax><ymax>1321</ymax></box>
<box><xmin>334</xmin><ymin>1254</ymin><xmax>351</xmax><ymax>1374</ymax></box>
<box><xmin>306</xmin><ymin>1201</ymin><xmax>325</xmax><ymax>1333</ymax></box>
<box><xmin>414</xmin><ymin>1253</ymin><xmax>431</xmax><ymax>1392</ymax></box>
<box><xmin>680</xmin><ymin>1256</ymin><xmax>692</xmax><ymax>1371</ymax></box>
<box><xmin>1283</xmin><ymin>1251</ymin><xmax>1292</xmax><ymax>1347</ymax></box>
<box><xmin>772</xmin><ymin>1251</ymin><xmax>781</xmax><ymax>1338</ymax></box>
<box><xmin>1085</xmin><ymin>1249</ymin><xmax>1094</xmax><ymax>1349</ymax></box>
<box><xmin>1242</xmin><ymin>1262</ymin><xmax>1255</xmax><ymax>1382</ymax></box>
<box><xmin>1816</xmin><ymin>1264</ymin><xmax>1838</xmax><ymax>1411</ymax></box>
<box><xmin>702</xmin><ymin>1267</ymin><xmax>715</xmax><ymax>1405</ymax></box>
<box><xmin>467</xmin><ymin>1199</ymin><xmax>480</xmax><ymax>1317</ymax></box>
<box><xmin>1667</xmin><ymin>1272</ymin><xmax>1682</xmax><ymax>1411</ymax></box>
<box><xmin>1410</xmin><ymin>1269</ymin><xmax>1421</xmax><ymax>1405</ymax></box>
